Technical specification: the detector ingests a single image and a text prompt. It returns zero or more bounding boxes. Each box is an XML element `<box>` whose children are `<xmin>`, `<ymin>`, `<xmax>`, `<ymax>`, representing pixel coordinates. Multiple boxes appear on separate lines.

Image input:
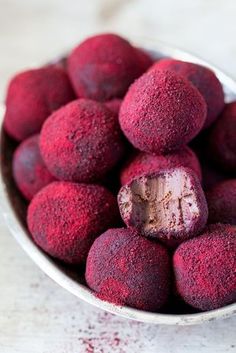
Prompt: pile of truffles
<box><xmin>4</xmin><ymin>33</ymin><xmax>236</xmax><ymax>313</ymax></box>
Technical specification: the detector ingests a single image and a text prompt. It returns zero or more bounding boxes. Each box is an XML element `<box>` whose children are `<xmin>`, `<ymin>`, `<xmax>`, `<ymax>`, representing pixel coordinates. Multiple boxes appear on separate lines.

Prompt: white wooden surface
<box><xmin>1</xmin><ymin>1</ymin><xmax>236</xmax><ymax>352</ymax></box>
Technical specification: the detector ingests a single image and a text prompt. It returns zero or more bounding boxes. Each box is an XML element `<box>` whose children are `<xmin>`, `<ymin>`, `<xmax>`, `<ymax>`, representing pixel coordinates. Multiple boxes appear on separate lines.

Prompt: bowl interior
<box><xmin>1</xmin><ymin>39</ymin><xmax>236</xmax><ymax>325</ymax></box>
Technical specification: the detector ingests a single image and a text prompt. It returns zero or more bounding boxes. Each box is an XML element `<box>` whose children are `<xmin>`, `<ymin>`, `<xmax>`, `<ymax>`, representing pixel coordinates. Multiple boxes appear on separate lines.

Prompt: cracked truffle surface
<box><xmin>67</xmin><ymin>33</ymin><xmax>145</xmax><ymax>101</ymax></box>
<box><xmin>86</xmin><ymin>228</ymin><xmax>170</xmax><ymax>311</ymax></box>
<box><xmin>40</xmin><ymin>99</ymin><xmax>125</xmax><ymax>182</ymax></box>
<box><xmin>206</xmin><ymin>179</ymin><xmax>236</xmax><ymax>225</ymax></box>
<box><xmin>119</xmin><ymin>69</ymin><xmax>207</xmax><ymax>154</ymax></box>
<box><xmin>152</xmin><ymin>59</ymin><xmax>224</xmax><ymax>128</ymax></box>
<box><xmin>13</xmin><ymin>134</ymin><xmax>56</xmax><ymax>201</ymax></box>
<box><xmin>120</xmin><ymin>145</ymin><xmax>202</xmax><ymax>185</ymax></box>
<box><xmin>27</xmin><ymin>182</ymin><xmax>119</xmax><ymax>264</ymax></box>
<box><xmin>208</xmin><ymin>102</ymin><xmax>236</xmax><ymax>173</ymax></box>
<box><xmin>174</xmin><ymin>224</ymin><xmax>236</xmax><ymax>311</ymax></box>
<box><xmin>118</xmin><ymin>167</ymin><xmax>208</xmax><ymax>247</ymax></box>
<box><xmin>4</xmin><ymin>67</ymin><xmax>75</xmax><ymax>141</ymax></box>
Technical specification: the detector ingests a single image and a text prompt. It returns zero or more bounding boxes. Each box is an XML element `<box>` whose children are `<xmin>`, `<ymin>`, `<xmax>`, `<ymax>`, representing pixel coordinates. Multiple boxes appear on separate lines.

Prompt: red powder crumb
<box><xmin>118</xmin><ymin>167</ymin><xmax>208</xmax><ymax>247</ymax></box>
<box><xmin>208</xmin><ymin>102</ymin><xmax>236</xmax><ymax>173</ymax></box>
<box><xmin>151</xmin><ymin>58</ymin><xmax>224</xmax><ymax>128</ymax></box>
<box><xmin>67</xmin><ymin>33</ymin><xmax>147</xmax><ymax>101</ymax></box>
<box><xmin>40</xmin><ymin>99</ymin><xmax>125</xmax><ymax>182</ymax></box>
<box><xmin>206</xmin><ymin>179</ymin><xmax>236</xmax><ymax>225</ymax></box>
<box><xmin>13</xmin><ymin>134</ymin><xmax>56</xmax><ymax>201</ymax></box>
<box><xmin>120</xmin><ymin>145</ymin><xmax>202</xmax><ymax>185</ymax></box>
<box><xmin>27</xmin><ymin>181</ymin><xmax>119</xmax><ymax>264</ymax></box>
<box><xmin>86</xmin><ymin>228</ymin><xmax>170</xmax><ymax>311</ymax></box>
<box><xmin>119</xmin><ymin>69</ymin><xmax>207</xmax><ymax>154</ymax></box>
<box><xmin>173</xmin><ymin>224</ymin><xmax>236</xmax><ymax>311</ymax></box>
<box><xmin>4</xmin><ymin>66</ymin><xmax>75</xmax><ymax>141</ymax></box>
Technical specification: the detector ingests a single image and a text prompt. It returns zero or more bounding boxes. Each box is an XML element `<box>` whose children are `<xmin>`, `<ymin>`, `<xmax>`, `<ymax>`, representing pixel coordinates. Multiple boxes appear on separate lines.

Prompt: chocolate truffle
<box><xmin>13</xmin><ymin>134</ymin><xmax>55</xmax><ymax>201</ymax></box>
<box><xmin>208</xmin><ymin>102</ymin><xmax>236</xmax><ymax>173</ymax></box>
<box><xmin>206</xmin><ymin>179</ymin><xmax>236</xmax><ymax>225</ymax></box>
<box><xmin>118</xmin><ymin>167</ymin><xmax>208</xmax><ymax>247</ymax></box>
<box><xmin>152</xmin><ymin>59</ymin><xmax>224</xmax><ymax>128</ymax></box>
<box><xmin>67</xmin><ymin>33</ymin><xmax>145</xmax><ymax>101</ymax></box>
<box><xmin>120</xmin><ymin>145</ymin><xmax>202</xmax><ymax>185</ymax></box>
<box><xmin>119</xmin><ymin>69</ymin><xmax>207</xmax><ymax>154</ymax></box>
<box><xmin>86</xmin><ymin>228</ymin><xmax>170</xmax><ymax>311</ymax></box>
<box><xmin>40</xmin><ymin>99</ymin><xmax>125</xmax><ymax>182</ymax></box>
<box><xmin>174</xmin><ymin>224</ymin><xmax>236</xmax><ymax>311</ymax></box>
<box><xmin>4</xmin><ymin>67</ymin><xmax>75</xmax><ymax>141</ymax></box>
<box><xmin>27</xmin><ymin>182</ymin><xmax>119</xmax><ymax>264</ymax></box>
<box><xmin>135</xmin><ymin>47</ymin><xmax>153</xmax><ymax>72</ymax></box>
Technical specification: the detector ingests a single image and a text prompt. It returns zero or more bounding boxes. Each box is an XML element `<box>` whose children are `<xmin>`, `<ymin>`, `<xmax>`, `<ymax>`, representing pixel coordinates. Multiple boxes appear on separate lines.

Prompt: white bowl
<box><xmin>1</xmin><ymin>39</ymin><xmax>236</xmax><ymax>326</ymax></box>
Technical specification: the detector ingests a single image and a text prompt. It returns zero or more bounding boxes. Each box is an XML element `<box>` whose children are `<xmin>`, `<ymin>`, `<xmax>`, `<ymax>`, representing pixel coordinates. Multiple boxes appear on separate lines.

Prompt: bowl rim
<box><xmin>1</xmin><ymin>38</ymin><xmax>236</xmax><ymax>326</ymax></box>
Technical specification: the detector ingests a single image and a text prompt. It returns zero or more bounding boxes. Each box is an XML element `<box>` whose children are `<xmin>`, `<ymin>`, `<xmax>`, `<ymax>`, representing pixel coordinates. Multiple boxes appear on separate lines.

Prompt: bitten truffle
<box><xmin>13</xmin><ymin>134</ymin><xmax>56</xmax><ymax>201</ymax></box>
<box><xmin>67</xmin><ymin>33</ymin><xmax>146</xmax><ymax>101</ymax></box>
<box><xmin>208</xmin><ymin>102</ymin><xmax>236</xmax><ymax>173</ymax></box>
<box><xmin>173</xmin><ymin>224</ymin><xmax>236</xmax><ymax>311</ymax></box>
<box><xmin>27</xmin><ymin>182</ymin><xmax>119</xmax><ymax>264</ymax></box>
<box><xmin>86</xmin><ymin>228</ymin><xmax>170</xmax><ymax>311</ymax></box>
<box><xmin>206</xmin><ymin>179</ymin><xmax>236</xmax><ymax>225</ymax></box>
<box><xmin>4</xmin><ymin>67</ymin><xmax>75</xmax><ymax>141</ymax></box>
<box><xmin>118</xmin><ymin>167</ymin><xmax>208</xmax><ymax>247</ymax></box>
<box><xmin>119</xmin><ymin>69</ymin><xmax>207</xmax><ymax>154</ymax></box>
<box><xmin>120</xmin><ymin>145</ymin><xmax>202</xmax><ymax>185</ymax></box>
<box><xmin>152</xmin><ymin>59</ymin><xmax>224</xmax><ymax>128</ymax></box>
<box><xmin>40</xmin><ymin>99</ymin><xmax>125</xmax><ymax>182</ymax></box>
<box><xmin>104</xmin><ymin>98</ymin><xmax>122</xmax><ymax>115</ymax></box>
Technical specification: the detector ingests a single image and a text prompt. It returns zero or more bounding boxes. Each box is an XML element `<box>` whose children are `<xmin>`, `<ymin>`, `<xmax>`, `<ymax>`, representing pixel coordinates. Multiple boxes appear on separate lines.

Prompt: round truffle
<box><xmin>208</xmin><ymin>102</ymin><xmax>236</xmax><ymax>173</ymax></box>
<box><xmin>104</xmin><ymin>98</ymin><xmax>122</xmax><ymax>116</ymax></box>
<box><xmin>119</xmin><ymin>69</ymin><xmax>207</xmax><ymax>154</ymax></box>
<box><xmin>118</xmin><ymin>167</ymin><xmax>208</xmax><ymax>247</ymax></box>
<box><xmin>67</xmin><ymin>33</ymin><xmax>145</xmax><ymax>101</ymax></box>
<box><xmin>4</xmin><ymin>67</ymin><xmax>75</xmax><ymax>141</ymax></box>
<box><xmin>40</xmin><ymin>99</ymin><xmax>125</xmax><ymax>182</ymax></box>
<box><xmin>152</xmin><ymin>59</ymin><xmax>224</xmax><ymax>128</ymax></box>
<box><xmin>135</xmin><ymin>47</ymin><xmax>153</xmax><ymax>72</ymax></box>
<box><xmin>120</xmin><ymin>145</ymin><xmax>202</xmax><ymax>185</ymax></box>
<box><xmin>206</xmin><ymin>179</ymin><xmax>236</xmax><ymax>225</ymax></box>
<box><xmin>173</xmin><ymin>224</ymin><xmax>236</xmax><ymax>311</ymax></box>
<box><xmin>13</xmin><ymin>134</ymin><xmax>56</xmax><ymax>201</ymax></box>
<box><xmin>86</xmin><ymin>228</ymin><xmax>170</xmax><ymax>311</ymax></box>
<box><xmin>27</xmin><ymin>182</ymin><xmax>119</xmax><ymax>264</ymax></box>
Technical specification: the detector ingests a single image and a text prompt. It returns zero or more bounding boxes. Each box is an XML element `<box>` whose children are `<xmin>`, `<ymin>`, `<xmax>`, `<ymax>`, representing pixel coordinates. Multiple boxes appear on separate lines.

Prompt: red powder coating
<box><xmin>40</xmin><ymin>99</ymin><xmax>125</xmax><ymax>182</ymax></box>
<box><xmin>152</xmin><ymin>59</ymin><xmax>224</xmax><ymax>128</ymax></box>
<box><xmin>120</xmin><ymin>145</ymin><xmax>202</xmax><ymax>185</ymax></box>
<box><xmin>135</xmin><ymin>47</ymin><xmax>153</xmax><ymax>72</ymax></box>
<box><xmin>173</xmin><ymin>224</ymin><xmax>236</xmax><ymax>311</ymax></box>
<box><xmin>86</xmin><ymin>228</ymin><xmax>170</xmax><ymax>311</ymax></box>
<box><xmin>206</xmin><ymin>179</ymin><xmax>236</xmax><ymax>225</ymax></box>
<box><xmin>67</xmin><ymin>33</ymin><xmax>146</xmax><ymax>101</ymax></box>
<box><xmin>119</xmin><ymin>69</ymin><xmax>207</xmax><ymax>154</ymax></box>
<box><xmin>118</xmin><ymin>167</ymin><xmax>208</xmax><ymax>248</ymax></box>
<box><xmin>104</xmin><ymin>99</ymin><xmax>122</xmax><ymax>116</ymax></box>
<box><xmin>208</xmin><ymin>102</ymin><xmax>236</xmax><ymax>173</ymax></box>
<box><xmin>13</xmin><ymin>134</ymin><xmax>56</xmax><ymax>201</ymax></box>
<box><xmin>4</xmin><ymin>67</ymin><xmax>75</xmax><ymax>141</ymax></box>
<box><xmin>27</xmin><ymin>182</ymin><xmax>119</xmax><ymax>264</ymax></box>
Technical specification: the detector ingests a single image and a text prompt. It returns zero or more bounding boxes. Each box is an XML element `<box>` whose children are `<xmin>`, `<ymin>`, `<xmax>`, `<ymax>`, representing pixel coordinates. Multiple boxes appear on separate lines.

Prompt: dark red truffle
<box><xmin>173</xmin><ymin>224</ymin><xmax>236</xmax><ymax>311</ymax></box>
<box><xmin>67</xmin><ymin>33</ymin><xmax>145</xmax><ymax>101</ymax></box>
<box><xmin>135</xmin><ymin>47</ymin><xmax>153</xmax><ymax>72</ymax></box>
<box><xmin>119</xmin><ymin>69</ymin><xmax>207</xmax><ymax>154</ymax></box>
<box><xmin>118</xmin><ymin>167</ymin><xmax>208</xmax><ymax>247</ymax></box>
<box><xmin>152</xmin><ymin>59</ymin><xmax>224</xmax><ymax>128</ymax></box>
<box><xmin>104</xmin><ymin>98</ymin><xmax>122</xmax><ymax>116</ymax></box>
<box><xmin>40</xmin><ymin>99</ymin><xmax>125</xmax><ymax>182</ymax></box>
<box><xmin>208</xmin><ymin>102</ymin><xmax>236</xmax><ymax>173</ymax></box>
<box><xmin>201</xmin><ymin>161</ymin><xmax>228</xmax><ymax>191</ymax></box>
<box><xmin>13</xmin><ymin>134</ymin><xmax>56</xmax><ymax>201</ymax></box>
<box><xmin>206</xmin><ymin>179</ymin><xmax>236</xmax><ymax>225</ymax></box>
<box><xmin>86</xmin><ymin>228</ymin><xmax>170</xmax><ymax>311</ymax></box>
<box><xmin>27</xmin><ymin>182</ymin><xmax>119</xmax><ymax>264</ymax></box>
<box><xmin>120</xmin><ymin>145</ymin><xmax>202</xmax><ymax>185</ymax></box>
<box><xmin>4</xmin><ymin>67</ymin><xmax>75</xmax><ymax>141</ymax></box>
